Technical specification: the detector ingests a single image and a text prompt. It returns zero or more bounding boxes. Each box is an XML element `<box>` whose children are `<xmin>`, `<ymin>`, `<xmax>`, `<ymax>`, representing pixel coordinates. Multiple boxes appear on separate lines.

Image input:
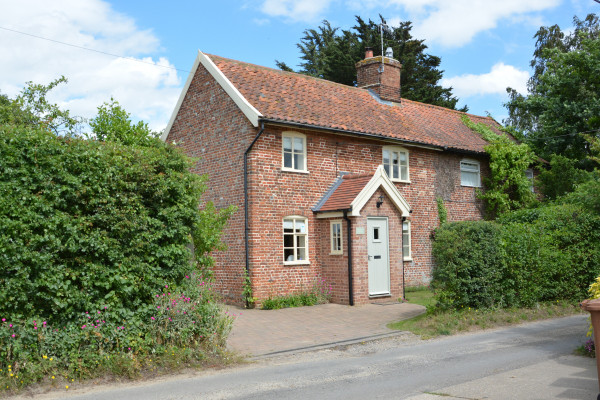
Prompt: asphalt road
<box><xmin>21</xmin><ymin>314</ymin><xmax>596</xmax><ymax>400</ymax></box>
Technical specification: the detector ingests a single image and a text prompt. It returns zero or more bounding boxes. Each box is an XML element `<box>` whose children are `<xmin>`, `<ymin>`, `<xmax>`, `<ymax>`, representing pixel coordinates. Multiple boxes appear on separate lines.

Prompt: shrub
<box><xmin>431</xmin><ymin>221</ymin><xmax>505</xmax><ymax>310</ymax></box>
<box><xmin>432</xmin><ymin>204</ymin><xmax>600</xmax><ymax>310</ymax></box>
<box><xmin>0</xmin><ymin>125</ymin><xmax>232</xmax><ymax>326</ymax></box>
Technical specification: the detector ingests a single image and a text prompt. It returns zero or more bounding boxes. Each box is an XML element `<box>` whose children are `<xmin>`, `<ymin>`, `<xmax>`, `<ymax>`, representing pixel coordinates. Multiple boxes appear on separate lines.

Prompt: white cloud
<box><xmin>260</xmin><ymin>0</ymin><xmax>335</xmax><ymax>22</ymax></box>
<box><xmin>346</xmin><ymin>0</ymin><xmax>561</xmax><ymax>47</ymax></box>
<box><xmin>441</xmin><ymin>62</ymin><xmax>529</xmax><ymax>98</ymax></box>
<box><xmin>0</xmin><ymin>0</ymin><xmax>181</xmax><ymax>132</ymax></box>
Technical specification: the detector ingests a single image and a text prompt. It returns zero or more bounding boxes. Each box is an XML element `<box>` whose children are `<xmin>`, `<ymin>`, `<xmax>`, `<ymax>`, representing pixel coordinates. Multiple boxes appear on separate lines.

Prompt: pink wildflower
<box><xmin>82</xmin><ymin>325</ymin><xmax>86</xmax><ymax>329</ymax></box>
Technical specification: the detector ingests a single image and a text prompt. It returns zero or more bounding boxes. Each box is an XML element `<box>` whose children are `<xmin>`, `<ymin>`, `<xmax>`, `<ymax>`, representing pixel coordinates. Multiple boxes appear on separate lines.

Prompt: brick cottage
<box><xmin>162</xmin><ymin>49</ymin><xmax>507</xmax><ymax>306</ymax></box>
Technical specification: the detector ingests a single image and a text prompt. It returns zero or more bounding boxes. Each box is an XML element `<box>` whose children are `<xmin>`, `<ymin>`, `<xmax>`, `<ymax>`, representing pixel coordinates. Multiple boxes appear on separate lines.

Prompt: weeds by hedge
<box><xmin>432</xmin><ymin>203</ymin><xmax>600</xmax><ymax>310</ymax></box>
<box><xmin>261</xmin><ymin>278</ymin><xmax>332</xmax><ymax>310</ymax></box>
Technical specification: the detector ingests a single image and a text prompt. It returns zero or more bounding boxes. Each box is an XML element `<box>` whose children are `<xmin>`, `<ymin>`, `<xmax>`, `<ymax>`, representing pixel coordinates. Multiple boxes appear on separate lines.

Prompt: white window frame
<box><xmin>283</xmin><ymin>216</ymin><xmax>309</xmax><ymax>265</ymax></box>
<box><xmin>330</xmin><ymin>220</ymin><xmax>343</xmax><ymax>255</ymax></box>
<box><xmin>460</xmin><ymin>159</ymin><xmax>481</xmax><ymax>187</ymax></box>
<box><xmin>525</xmin><ymin>168</ymin><xmax>534</xmax><ymax>193</ymax></box>
<box><xmin>281</xmin><ymin>131</ymin><xmax>308</xmax><ymax>173</ymax></box>
<box><xmin>402</xmin><ymin>220</ymin><xmax>412</xmax><ymax>261</ymax></box>
<box><xmin>382</xmin><ymin>146</ymin><xmax>410</xmax><ymax>182</ymax></box>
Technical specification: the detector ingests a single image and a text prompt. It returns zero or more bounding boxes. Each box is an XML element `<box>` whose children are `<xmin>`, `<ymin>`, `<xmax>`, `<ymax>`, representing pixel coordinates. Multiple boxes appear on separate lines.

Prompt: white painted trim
<box><xmin>315</xmin><ymin>212</ymin><xmax>344</xmax><ymax>219</ymax></box>
<box><xmin>350</xmin><ymin>165</ymin><xmax>411</xmax><ymax>217</ymax></box>
<box><xmin>161</xmin><ymin>50</ymin><xmax>263</xmax><ymax>142</ymax></box>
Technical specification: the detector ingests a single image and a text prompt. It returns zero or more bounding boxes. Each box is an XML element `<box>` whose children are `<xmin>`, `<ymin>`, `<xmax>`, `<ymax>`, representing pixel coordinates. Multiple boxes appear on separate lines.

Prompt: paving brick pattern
<box><xmin>226</xmin><ymin>302</ymin><xmax>425</xmax><ymax>356</ymax></box>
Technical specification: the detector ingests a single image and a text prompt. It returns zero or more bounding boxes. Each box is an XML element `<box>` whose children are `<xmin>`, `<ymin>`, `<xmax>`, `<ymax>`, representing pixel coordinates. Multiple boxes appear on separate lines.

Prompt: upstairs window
<box><xmin>525</xmin><ymin>168</ymin><xmax>534</xmax><ymax>192</ymax></box>
<box><xmin>282</xmin><ymin>132</ymin><xmax>307</xmax><ymax>172</ymax></box>
<box><xmin>460</xmin><ymin>159</ymin><xmax>480</xmax><ymax>187</ymax></box>
<box><xmin>382</xmin><ymin>146</ymin><xmax>409</xmax><ymax>182</ymax></box>
<box><xmin>283</xmin><ymin>216</ymin><xmax>308</xmax><ymax>264</ymax></box>
<box><xmin>330</xmin><ymin>220</ymin><xmax>343</xmax><ymax>255</ymax></box>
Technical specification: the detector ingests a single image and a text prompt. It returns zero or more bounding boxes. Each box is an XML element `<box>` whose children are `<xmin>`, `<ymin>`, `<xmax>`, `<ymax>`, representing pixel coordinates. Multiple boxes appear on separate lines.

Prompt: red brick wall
<box><xmin>246</xmin><ymin>126</ymin><xmax>486</xmax><ymax>301</ymax></box>
<box><xmin>165</xmin><ymin>62</ymin><xmax>255</xmax><ymax>305</ymax></box>
<box><xmin>166</xmin><ymin>65</ymin><xmax>487</xmax><ymax>305</ymax></box>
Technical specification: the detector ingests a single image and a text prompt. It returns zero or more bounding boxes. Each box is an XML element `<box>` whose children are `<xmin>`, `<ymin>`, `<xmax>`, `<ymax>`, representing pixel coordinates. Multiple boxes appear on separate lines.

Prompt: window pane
<box><xmin>383</xmin><ymin>164</ymin><xmax>390</xmax><ymax>177</ymax></box>
<box><xmin>283</xmin><ymin>137</ymin><xmax>292</xmax><ymax>151</ymax></box>
<box><xmin>297</xmin><ymin>247</ymin><xmax>306</xmax><ymax>261</ymax></box>
<box><xmin>400</xmin><ymin>166</ymin><xmax>407</xmax><ymax>181</ymax></box>
<box><xmin>373</xmin><ymin>227</ymin><xmax>379</xmax><ymax>240</ymax></box>
<box><xmin>296</xmin><ymin>235</ymin><xmax>306</xmax><ymax>249</ymax></box>
<box><xmin>283</xmin><ymin>219</ymin><xmax>293</xmax><ymax>230</ymax></box>
<box><xmin>383</xmin><ymin>150</ymin><xmax>389</xmax><ymax>166</ymax></box>
<box><xmin>294</xmin><ymin>153</ymin><xmax>304</xmax><ymax>170</ymax></box>
<box><xmin>336</xmin><ymin>236</ymin><xmax>342</xmax><ymax>250</ymax></box>
<box><xmin>284</xmin><ymin>152</ymin><xmax>292</xmax><ymax>168</ymax></box>
<box><xmin>293</xmin><ymin>137</ymin><xmax>303</xmax><ymax>152</ymax></box>
<box><xmin>284</xmin><ymin>248</ymin><xmax>294</xmax><ymax>261</ymax></box>
<box><xmin>399</xmin><ymin>151</ymin><xmax>407</xmax><ymax>165</ymax></box>
<box><xmin>283</xmin><ymin>234</ymin><xmax>294</xmax><ymax>248</ymax></box>
<box><xmin>392</xmin><ymin>164</ymin><xmax>399</xmax><ymax>179</ymax></box>
<box><xmin>461</xmin><ymin>161</ymin><xmax>479</xmax><ymax>172</ymax></box>
<box><xmin>296</xmin><ymin>220</ymin><xmax>306</xmax><ymax>233</ymax></box>
<box><xmin>461</xmin><ymin>171</ymin><xmax>478</xmax><ymax>186</ymax></box>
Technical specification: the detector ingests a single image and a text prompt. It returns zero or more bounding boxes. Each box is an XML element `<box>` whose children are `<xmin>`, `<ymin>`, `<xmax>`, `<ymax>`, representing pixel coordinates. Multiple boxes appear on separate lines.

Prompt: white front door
<box><xmin>367</xmin><ymin>217</ymin><xmax>390</xmax><ymax>296</ymax></box>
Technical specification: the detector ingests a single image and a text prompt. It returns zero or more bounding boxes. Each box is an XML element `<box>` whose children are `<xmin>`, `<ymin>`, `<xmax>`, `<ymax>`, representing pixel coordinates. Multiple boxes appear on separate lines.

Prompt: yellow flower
<box><xmin>49</xmin><ymin>358</ymin><xmax>53</xmax><ymax>361</ymax></box>
<box><xmin>10</xmin><ymin>374</ymin><xmax>13</xmax><ymax>377</ymax></box>
<box><xmin>66</xmin><ymin>385</ymin><xmax>69</xmax><ymax>389</ymax></box>
<box><xmin>43</xmin><ymin>355</ymin><xmax>48</xmax><ymax>359</ymax></box>
<box><xmin>52</xmin><ymin>376</ymin><xmax>55</xmax><ymax>379</ymax></box>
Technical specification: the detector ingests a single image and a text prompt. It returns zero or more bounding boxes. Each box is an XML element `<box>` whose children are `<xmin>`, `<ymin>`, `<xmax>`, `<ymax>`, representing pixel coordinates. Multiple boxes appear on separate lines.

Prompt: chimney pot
<box><xmin>365</xmin><ymin>47</ymin><xmax>374</xmax><ymax>59</ymax></box>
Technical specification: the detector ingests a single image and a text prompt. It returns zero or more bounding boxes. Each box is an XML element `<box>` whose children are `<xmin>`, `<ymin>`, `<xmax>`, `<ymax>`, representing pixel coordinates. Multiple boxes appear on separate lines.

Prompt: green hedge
<box><xmin>432</xmin><ymin>204</ymin><xmax>600</xmax><ymax>310</ymax></box>
<box><xmin>0</xmin><ymin>125</ymin><xmax>218</xmax><ymax>325</ymax></box>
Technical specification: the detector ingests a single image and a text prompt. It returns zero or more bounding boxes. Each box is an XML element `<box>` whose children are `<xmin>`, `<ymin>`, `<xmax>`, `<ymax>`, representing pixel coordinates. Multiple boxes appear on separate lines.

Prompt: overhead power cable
<box><xmin>0</xmin><ymin>25</ymin><xmax>190</xmax><ymax>74</ymax></box>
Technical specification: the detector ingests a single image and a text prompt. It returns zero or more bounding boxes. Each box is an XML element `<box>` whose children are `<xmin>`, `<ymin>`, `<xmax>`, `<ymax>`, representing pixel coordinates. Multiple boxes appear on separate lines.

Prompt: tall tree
<box><xmin>279</xmin><ymin>16</ymin><xmax>466</xmax><ymax>111</ymax></box>
<box><xmin>505</xmin><ymin>14</ymin><xmax>600</xmax><ymax>166</ymax></box>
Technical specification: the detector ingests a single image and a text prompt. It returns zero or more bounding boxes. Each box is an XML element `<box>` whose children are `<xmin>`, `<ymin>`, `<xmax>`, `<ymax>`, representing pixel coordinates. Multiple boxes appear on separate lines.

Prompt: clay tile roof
<box><xmin>316</xmin><ymin>173</ymin><xmax>374</xmax><ymax>212</ymax></box>
<box><xmin>209</xmin><ymin>54</ymin><xmax>504</xmax><ymax>153</ymax></box>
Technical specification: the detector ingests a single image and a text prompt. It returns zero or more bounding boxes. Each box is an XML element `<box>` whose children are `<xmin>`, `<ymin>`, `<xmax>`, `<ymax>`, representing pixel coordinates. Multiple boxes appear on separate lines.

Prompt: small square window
<box><xmin>282</xmin><ymin>132</ymin><xmax>307</xmax><ymax>172</ymax></box>
<box><xmin>283</xmin><ymin>216</ymin><xmax>309</xmax><ymax>264</ymax></box>
<box><xmin>460</xmin><ymin>160</ymin><xmax>481</xmax><ymax>187</ymax></box>
<box><xmin>382</xmin><ymin>146</ymin><xmax>409</xmax><ymax>182</ymax></box>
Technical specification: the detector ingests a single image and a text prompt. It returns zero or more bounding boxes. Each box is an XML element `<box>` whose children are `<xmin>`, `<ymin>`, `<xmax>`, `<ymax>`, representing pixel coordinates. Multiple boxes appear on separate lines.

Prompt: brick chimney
<box><xmin>356</xmin><ymin>47</ymin><xmax>402</xmax><ymax>103</ymax></box>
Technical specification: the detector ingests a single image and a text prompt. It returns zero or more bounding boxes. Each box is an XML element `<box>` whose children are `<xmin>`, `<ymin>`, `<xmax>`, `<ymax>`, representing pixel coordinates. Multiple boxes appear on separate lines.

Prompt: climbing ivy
<box><xmin>462</xmin><ymin>116</ymin><xmax>537</xmax><ymax>218</ymax></box>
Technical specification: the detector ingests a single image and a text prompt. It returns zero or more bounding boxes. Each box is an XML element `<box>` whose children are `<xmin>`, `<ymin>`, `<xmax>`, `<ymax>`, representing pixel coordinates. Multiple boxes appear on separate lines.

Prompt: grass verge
<box><xmin>393</xmin><ymin>289</ymin><xmax>583</xmax><ymax>339</ymax></box>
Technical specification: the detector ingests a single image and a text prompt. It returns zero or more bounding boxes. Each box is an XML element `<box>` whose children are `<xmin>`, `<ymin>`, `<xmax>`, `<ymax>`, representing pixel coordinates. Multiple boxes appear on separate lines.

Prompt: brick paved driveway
<box><xmin>226</xmin><ymin>302</ymin><xmax>425</xmax><ymax>357</ymax></box>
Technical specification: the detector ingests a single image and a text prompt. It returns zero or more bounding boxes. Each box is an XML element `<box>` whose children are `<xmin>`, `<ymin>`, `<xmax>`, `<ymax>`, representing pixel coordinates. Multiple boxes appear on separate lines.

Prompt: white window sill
<box><xmin>283</xmin><ymin>261</ymin><xmax>310</xmax><ymax>266</ymax></box>
<box><xmin>390</xmin><ymin>179</ymin><xmax>411</xmax><ymax>184</ymax></box>
<box><xmin>461</xmin><ymin>184</ymin><xmax>481</xmax><ymax>188</ymax></box>
<box><xmin>281</xmin><ymin>168</ymin><xmax>309</xmax><ymax>174</ymax></box>
<box><xmin>329</xmin><ymin>251</ymin><xmax>343</xmax><ymax>256</ymax></box>
<box><xmin>403</xmin><ymin>257</ymin><xmax>413</xmax><ymax>262</ymax></box>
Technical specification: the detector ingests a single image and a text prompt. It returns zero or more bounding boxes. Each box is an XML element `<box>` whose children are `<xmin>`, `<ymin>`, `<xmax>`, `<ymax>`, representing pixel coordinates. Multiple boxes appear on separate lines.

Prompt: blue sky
<box><xmin>1</xmin><ymin>0</ymin><xmax>597</xmax><ymax>131</ymax></box>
